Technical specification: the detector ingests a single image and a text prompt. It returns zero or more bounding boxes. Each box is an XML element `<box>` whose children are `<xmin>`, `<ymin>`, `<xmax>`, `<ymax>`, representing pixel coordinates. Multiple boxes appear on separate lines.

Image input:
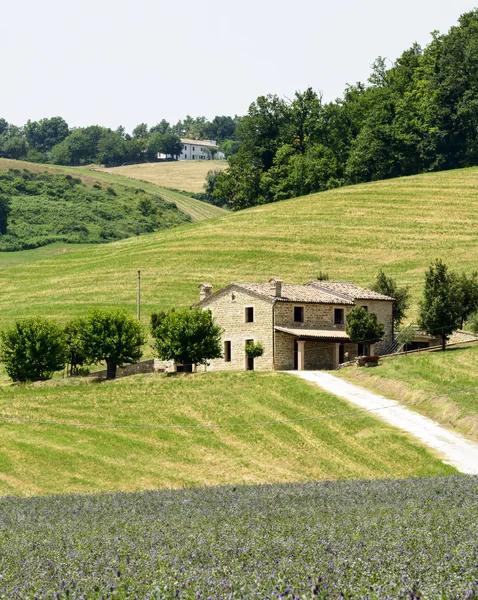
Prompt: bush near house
<box><xmin>345</xmin><ymin>306</ymin><xmax>384</xmax><ymax>354</ymax></box>
<box><xmin>0</xmin><ymin>317</ymin><xmax>66</xmax><ymax>381</ymax></box>
<box><xmin>151</xmin><ymin>308</ymin><xmax>222</xmax><ymax>368</ymax></box>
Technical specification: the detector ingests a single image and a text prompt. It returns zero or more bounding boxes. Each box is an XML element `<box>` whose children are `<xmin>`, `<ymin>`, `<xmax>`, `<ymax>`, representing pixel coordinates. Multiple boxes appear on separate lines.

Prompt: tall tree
<box><xmin>370</xmin><ymin>270</ymin><xmax>411</xmax><ymax>331</ymax></box>
<box><xmin>418</xmin><ymin>260</ymin><xmax>463</xmax><ymax>351</ymax></box>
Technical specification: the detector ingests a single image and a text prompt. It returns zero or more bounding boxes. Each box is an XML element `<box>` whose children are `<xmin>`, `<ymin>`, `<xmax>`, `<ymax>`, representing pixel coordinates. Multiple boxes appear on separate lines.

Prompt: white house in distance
<box><xmin>179</xmin><ymin>139</ymin><xmax>225</xmax><ymax>161</ymax></box>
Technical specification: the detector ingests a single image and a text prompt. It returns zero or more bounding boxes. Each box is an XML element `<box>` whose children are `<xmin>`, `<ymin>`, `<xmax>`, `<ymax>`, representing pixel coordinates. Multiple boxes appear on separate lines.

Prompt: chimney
<box><xmin>269</xmin><ymin>277</ymin><xmax>283</xmax><ymax>298</ymax></box>
<box><xmin>199</xmin><ymin>282</ymin><xmax>213</xmax><ymax>301</ymax></box>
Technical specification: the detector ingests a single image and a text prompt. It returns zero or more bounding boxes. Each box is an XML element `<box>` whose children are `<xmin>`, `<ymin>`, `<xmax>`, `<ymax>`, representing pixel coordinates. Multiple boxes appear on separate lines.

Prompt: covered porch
<box><xmin>274</xmin><ymin>326</ymin><xmax>366</xmax><ymax>371</ymax></box>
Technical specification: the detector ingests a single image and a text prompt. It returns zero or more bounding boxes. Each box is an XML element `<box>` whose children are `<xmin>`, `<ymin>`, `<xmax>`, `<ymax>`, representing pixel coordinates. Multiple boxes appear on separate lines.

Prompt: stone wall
<box><xmin>90</xmin><ymin>358</ymin><xmax>165</xmax><ymax>379</ymax></box>
<box><xmin>204</xmin><ymin>288</ymin><xmax>274</xmax><ymax>371</ymax></box>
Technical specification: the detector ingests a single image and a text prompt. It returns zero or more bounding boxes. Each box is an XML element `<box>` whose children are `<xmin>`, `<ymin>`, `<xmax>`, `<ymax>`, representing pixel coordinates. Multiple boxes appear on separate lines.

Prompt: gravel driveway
<box><xmin>291</xmin><ymin>370</ymin><xmax>478</xmax><ymax>474</ymax></box>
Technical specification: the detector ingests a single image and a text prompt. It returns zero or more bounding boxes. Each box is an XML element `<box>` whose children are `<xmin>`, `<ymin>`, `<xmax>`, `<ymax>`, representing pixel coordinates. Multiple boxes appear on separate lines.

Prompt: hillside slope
<box><xmin>0</xmin><ymin>167</ymin><xmax>477</xmax><ymax>325</ymax></box>
<box><xmin>100</xmin><ymin>159</ymin><xmax>228</xmax><ymax>193</ymax></box>
<box><xmin>0</xmin><ymin>159</ymin><xmax>227</xmax><ymax>223</ymax></box>
<box><xmin>337</xmin><ymin>344</ymin><xmax>478</xmax><ymax>442</ymax></box>
<box><xmin>0</xmin><ymin>372</ymin><xmax>453</xmax><ymax>496</ymax></box>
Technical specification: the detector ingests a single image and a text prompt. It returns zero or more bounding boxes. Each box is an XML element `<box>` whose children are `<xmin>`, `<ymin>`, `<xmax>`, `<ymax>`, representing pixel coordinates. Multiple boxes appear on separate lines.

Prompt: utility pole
<box><xmin>137</xmin><ymin>270</ymin><xmax>141</xmax><ymax>320</ymax></box>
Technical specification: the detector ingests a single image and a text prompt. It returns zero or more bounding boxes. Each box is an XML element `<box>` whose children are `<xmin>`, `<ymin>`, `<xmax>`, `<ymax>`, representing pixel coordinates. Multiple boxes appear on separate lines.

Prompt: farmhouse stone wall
<box><xmin>205</xmin><ymin>288</ymin><xmax>274</xmax><ymax>371</ymax></box>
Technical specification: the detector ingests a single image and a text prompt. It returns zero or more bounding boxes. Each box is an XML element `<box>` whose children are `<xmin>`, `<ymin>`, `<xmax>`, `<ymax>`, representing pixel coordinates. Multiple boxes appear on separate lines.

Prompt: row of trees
<box><xmin>0</xmin><ymin>308</ymin><xmax>223</xmax><ymax>382</ymax></box>
<box><xmin>211</xmin><ymin>10</ymin><xmax>478</xmax><ymax>209</ymax></box>
<box><xmin>0</xmin><ymin>115</ymin><xmax>242</xmax><ymax>167</ymax></box>
<box><xmin>1</xmin><ymin>262</ymin><xmax>475</xmax><ymax>382</ymax></box>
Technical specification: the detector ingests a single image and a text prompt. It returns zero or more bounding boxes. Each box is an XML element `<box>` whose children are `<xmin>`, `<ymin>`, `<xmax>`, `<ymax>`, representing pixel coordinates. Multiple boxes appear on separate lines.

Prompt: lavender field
<box><xmin>1</xmin><ymin>475</ymin><xmax>477</xmax><ymax>599</ymax></box>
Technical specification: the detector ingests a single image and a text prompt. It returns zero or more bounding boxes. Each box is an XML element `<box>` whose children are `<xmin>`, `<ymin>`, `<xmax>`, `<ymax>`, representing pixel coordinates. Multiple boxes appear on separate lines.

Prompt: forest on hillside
<box><xmin>2</xmin><ymin>10</ymin><xmax>478</xmax><ymax>210</ymax></box>
<box><xmin>212</xmin><ymin>10</ymin><xmax>478</xmax><ymax>209</ymax></box>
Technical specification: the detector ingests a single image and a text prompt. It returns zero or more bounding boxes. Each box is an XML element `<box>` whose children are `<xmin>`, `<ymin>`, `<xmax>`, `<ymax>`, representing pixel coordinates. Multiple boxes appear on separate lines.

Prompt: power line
<box><xmin>0</xmin><ymin>386</ymin><xmax>476</xmax><ymax>431</ymax></box>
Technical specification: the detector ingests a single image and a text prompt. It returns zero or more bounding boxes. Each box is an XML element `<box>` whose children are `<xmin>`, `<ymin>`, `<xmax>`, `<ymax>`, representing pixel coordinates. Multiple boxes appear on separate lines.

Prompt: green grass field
<box><xmin>337</xmin><ymin>344</ymin><xmax>478</xmax><ymax>443</ymax></box>
<box><xmin>0</xmin><ymin>159</ymin><xmax>227</xmax><ymax>223</ymax></box>
<box><xmin>100</xmin><ymin>159</ymin><xmax>228</xmax><ymax>193</ymax></box>
<box><xmin>1</xmin><ymin>165</ymin><xmax>478</xmax><ymax>327</ymax></box>
<box><xmin>0</xmin><ymin>372</ymin><xmax>454</xmax><ymax>496</ymax></box>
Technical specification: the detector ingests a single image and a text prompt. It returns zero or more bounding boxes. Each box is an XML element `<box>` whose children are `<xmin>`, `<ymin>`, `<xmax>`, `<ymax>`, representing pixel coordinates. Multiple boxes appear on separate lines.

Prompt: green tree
<box><xmin>151</xmin><ymin>308</ymin><xmax>222</xmax><ymax>368</ymax></box>
<box><xmin>0</xmin><ymin>194</ymin><xmax>10</xmax><ymax>234</ymax></box>
<box><xmin>81</xmin><ymin>309</ymin><xmax>146</xmax><ymax>379</ymax></box>
<box><xmin>370</xmin><ymin>269</ymin><xmax>411</xmax><ymax>331</ymax></box>
<box><xmin>0</xmin><ymin>317</ymin><xmax>66</xmax><ymax>381</ymax></box>
<box><xmin>3</xmin><ymin>136</ymin><xmax>28</xmax><ymax>159</ymax></box>
<box><xmin>132</xmin><ymin>123</ymin><xmax>149</xmax><ymax>139</ymax></box>
<box><xmin>346</xmin><ymin>306</ymin><xmax>385</xmax><ymax>355</ymax></box>
<box><xmin>457</xmin><ymin>271</ymin><xmax>478</xmax><ymax>329</ymax></box>
<box><xmin>64</xmin><ymin>317</ymin><xmax>89</xmax><ymax>376</ymax></box>
<box><xmin>150</xmin><ymin>119</ymin><xmax>171</xmax><ymax>135</ymax></box>
<box><xmin>418</xmin><ymin>260</ymin><xmax>463</xmax><ymax>351</ymax></box>
<box><xmin>24</xmin><ymin>117</ymin><xmax>69</xmax><ymax>153</ymax></box>
<box><xmin>161</xmin><ymin>133</ymin><xmax>183</xmax><ymax>159</ymax></box>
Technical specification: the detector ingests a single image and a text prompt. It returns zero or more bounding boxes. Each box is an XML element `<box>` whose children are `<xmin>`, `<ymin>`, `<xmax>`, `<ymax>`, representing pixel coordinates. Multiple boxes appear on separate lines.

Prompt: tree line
<box><xmin>211</xmin><ymin>10</ymin><xmax>478</xmax><ymax>209</ymax></box>
<box><xmin>0</xmin><ymin>115</ymin><xmax>242</xmax><ymax>167</ymax></box>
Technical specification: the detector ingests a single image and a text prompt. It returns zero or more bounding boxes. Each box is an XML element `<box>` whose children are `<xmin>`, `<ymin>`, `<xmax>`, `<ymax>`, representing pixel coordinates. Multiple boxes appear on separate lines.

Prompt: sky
<box><xmin>1</xmin><ymin>0</ymin><xmax>476</xmax><ymax>133</ymax></box>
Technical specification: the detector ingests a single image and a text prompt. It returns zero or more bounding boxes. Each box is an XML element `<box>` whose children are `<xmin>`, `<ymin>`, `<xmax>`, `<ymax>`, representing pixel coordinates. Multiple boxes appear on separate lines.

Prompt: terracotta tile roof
<box><xmin>181</xmin><ymin>138</ymin><xmax>218</xmax><ymax>148</ymax></box>
<box><xmin>232</xmin><ymin>282</ymin><xmax>354</xmax><ymax>305</ymax></box>
<box><xmin>275</xmin><ymin>326</ymin><xmax>350</xmax><ymax>340</ymax></box>
<box><xmin>308</xmin><ymin>281</ymin><xmax>394</xmax><ymax>301</ymax></box>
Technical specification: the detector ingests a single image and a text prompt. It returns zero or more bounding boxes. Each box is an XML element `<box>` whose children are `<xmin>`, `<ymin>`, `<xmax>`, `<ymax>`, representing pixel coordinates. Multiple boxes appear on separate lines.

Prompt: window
<box><xmin>294</xmin><ymin>306</ymin><xmax>304</xmax><ymax>322</ymax></box>
<box><xmin>334</xmin><ymin>308</ymin><xmax>344</xmax><ymax>325</ymax></box>
<box><xmin>245</xmin><ymin>307</ymin><xmax>254</xmax><ymax>323</ymax></box>
<box><xmin>224</xmin><ymin>341</ymin><xmax>231</xmax><ymax>362</ymax></box>
<box><xmin>192</xmin><ymin>146</ymin><xmax>195</xmax><ymax>151</ymax></box>
<box><xmin>362</xmin><ymin>305</ymin><xmax>368</xmax><ymax>312</ymax></box>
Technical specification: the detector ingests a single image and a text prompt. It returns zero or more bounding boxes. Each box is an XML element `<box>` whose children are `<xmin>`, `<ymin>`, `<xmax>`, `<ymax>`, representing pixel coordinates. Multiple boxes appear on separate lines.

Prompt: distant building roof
<box><xmin>180</xmin><ymin>138</ymin><xmax>218</xmax><ymax>148</ymax></box>
<box><xmin>308</xmin><ymin>281</ymin><xmax>394</xmax><ymax>301</ymax></box>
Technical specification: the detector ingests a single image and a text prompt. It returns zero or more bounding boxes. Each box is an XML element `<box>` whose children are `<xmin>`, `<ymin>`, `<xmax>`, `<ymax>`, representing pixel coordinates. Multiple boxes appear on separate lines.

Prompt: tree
<box><xmin>3</xmin><ymin>136</ymin><xmax>28</xmax><ymax>159</ymax></box>
<box><xmin>0</xmin><ymin>317</ymin><xmax>66</xmax><ymax>381</ymax></box>
<box><xmin>24</xmin><ymin>117</ymin><xmax>69</xmax><ymax>153</ymax></box>
<box><xmin>161</xmin><ymin>133</ymin><xmax>183</xmax><ymax>159</ymax></box>
<box><xmin>418</xmin><ymin>260</ymin><xmax>463</xmax><ymax>351</ymax></box>
<box><xmin>81</xmin><ymin>309</ymin><xmax>146</xmax><ymax>379</ymax></box>
<box><xmin>132</xmin><ymin>123</ymin><xmax>149</xmax><ymax>139</ymax></box>
<box><xmin>64</xmin><ymin>317</ymin><xmax>89</xmax><ymax>376</ymax></box>
<box><xmin>457</xmin><ymin>271</ymin><xmax>478</xmax><ymax>329</ymax></box>
<box><xmin>0</xmin><ymin>194</ymin><xmax>10</xmax><ymax>234</ymax></box>
<box><xmin>346</xmin><ymin>306</ymin><xmax>385</xmax><ymax>355</ymax></box>
<box><xmin>370</xmin><ymin>269</ymin><xmax>411</xmax><ymax>331</ymax></box>
<box><xmin>151</xmin><ymin>308</ymin><xmax>222</xmax><ymax>368</ymax></box>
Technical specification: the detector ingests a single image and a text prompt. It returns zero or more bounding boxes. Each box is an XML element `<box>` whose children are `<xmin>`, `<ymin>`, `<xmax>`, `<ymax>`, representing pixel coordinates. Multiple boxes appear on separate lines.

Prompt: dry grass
<box><xmin>1</xmin><ymin>165</ymin><xmax>478</xmax><ymax>327</ymax></box>
<box><xmin>0</xmin><ymin>372</ymin><xmax>453</xmax><ymax>496</ymax></box>
<box><xmin>336</xmin><ymin>344</ymin><xmax>478</xmax><ymax>442</ymax></box>
<box><xmin>98</xmin><ymin>160</ymin><xmax>228</xmax><ymax>193</ymax></box>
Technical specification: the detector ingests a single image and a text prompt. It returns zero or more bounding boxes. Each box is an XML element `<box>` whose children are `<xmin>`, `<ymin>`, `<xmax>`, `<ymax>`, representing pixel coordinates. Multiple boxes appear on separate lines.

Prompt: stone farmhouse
<box><xmin>193</xmin><ymin>279</ymin><xmax>394</xmax><ymax>371</ymax></box>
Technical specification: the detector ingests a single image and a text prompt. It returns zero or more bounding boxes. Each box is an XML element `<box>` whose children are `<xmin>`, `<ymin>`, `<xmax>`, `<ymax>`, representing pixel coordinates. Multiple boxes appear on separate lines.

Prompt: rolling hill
<box><xmin>99</xmin><ymin>159</ymin><xmax>228</xmax><ymax>193</ymax></box>
<box><xmin>0</xmin><ymin>371</ymin><xmax>453</xmax><ymax>496</ymax></box>
<box><xmin>0</xmin><ymin>166</ymin><xmax>477</xmax><ymax>327</ymax></box>
<box><xmin>0</xmin><ymin>158</ymin><xmax>228</xmax><ymax>223</ymax></box>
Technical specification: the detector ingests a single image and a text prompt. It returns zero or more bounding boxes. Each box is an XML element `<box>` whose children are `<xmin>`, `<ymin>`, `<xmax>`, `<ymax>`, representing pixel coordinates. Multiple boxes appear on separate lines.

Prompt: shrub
<box><xmin>64</xmin><ymin>317</ymin><xmax>90</xmax><ymax>376</ymax></box>
<box><xmin>245</xmin><ymin>341</ymin><xmax>264</xmax><ymax>358</ymax></box>
<box><xmin>0</xmin><ymin>316</ymin><xmax>66</xmax><ymax>381</ymax></box>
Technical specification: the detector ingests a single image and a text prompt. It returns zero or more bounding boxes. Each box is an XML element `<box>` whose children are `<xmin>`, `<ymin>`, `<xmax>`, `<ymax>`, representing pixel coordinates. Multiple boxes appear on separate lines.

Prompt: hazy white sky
<box><xmin>2</xmin><ymin>0</ymin><xmax>476</xmax><ymax>132</ymax></box>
